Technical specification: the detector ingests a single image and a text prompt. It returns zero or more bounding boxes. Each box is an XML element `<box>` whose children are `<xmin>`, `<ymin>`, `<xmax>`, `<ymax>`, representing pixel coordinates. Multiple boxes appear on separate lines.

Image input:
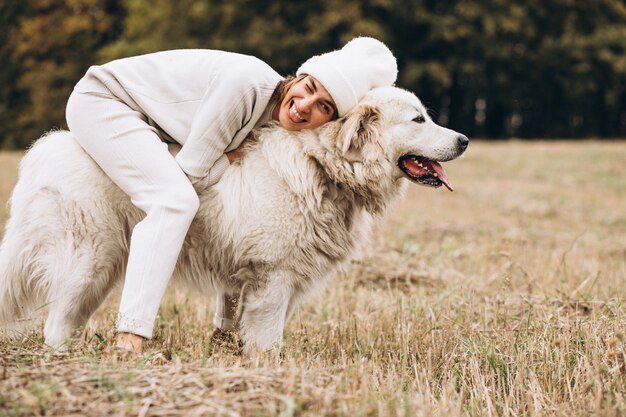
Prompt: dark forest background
<box><xmin>1</xmin><ymin>0</ymin><xmax>626</xmax><ymax>149</ymax></box>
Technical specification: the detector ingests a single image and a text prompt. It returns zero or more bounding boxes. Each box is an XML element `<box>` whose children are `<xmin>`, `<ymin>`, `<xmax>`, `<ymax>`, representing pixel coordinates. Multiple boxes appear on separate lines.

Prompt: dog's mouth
<box><xmin>398</xmin><ymin>155</ymin><xmax>454</xmax><ymax>191</ymax></box>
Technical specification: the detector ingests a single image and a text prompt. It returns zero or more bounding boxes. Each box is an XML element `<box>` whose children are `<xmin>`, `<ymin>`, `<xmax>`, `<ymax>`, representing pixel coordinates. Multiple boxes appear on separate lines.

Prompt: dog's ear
<box><xmin>338</xmin><ymin>103</ymin><xmax>383</xmax><ymax>155</ymax></box>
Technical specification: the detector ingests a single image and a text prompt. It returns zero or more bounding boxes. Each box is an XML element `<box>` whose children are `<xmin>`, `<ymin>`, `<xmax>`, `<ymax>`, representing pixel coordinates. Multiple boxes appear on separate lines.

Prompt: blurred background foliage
<box><xmin>1</xmin><ymin>0</ymin><xmax>626</xmax><ymax>148</ymax></box>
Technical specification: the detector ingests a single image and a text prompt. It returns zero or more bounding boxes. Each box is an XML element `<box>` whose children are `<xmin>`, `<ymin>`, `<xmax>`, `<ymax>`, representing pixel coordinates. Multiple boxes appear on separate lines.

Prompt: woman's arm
<box><xmin>175</xmin><ymin>60</ymin><xmax>280</xmax><ymax>187</ymax></box>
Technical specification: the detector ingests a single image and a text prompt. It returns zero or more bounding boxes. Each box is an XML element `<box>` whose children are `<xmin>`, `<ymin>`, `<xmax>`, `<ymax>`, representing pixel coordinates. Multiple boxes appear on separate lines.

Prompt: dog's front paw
<box><xmin>240</xmin><ymin>339</ymin><xmax>283</xmax><ymax>363</ymax></box>
<box><xmin>239</xmin><ymin>326</ymin><xmax>283</xmax><ymax>357</ymax></box>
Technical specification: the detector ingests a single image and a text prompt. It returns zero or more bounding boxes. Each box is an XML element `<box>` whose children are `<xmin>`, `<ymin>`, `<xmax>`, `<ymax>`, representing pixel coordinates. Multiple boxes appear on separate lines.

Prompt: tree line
<box><xmin>1</xmin><ymin>0</ymin><xmax>626</xmax><ymax>148</ymax></box>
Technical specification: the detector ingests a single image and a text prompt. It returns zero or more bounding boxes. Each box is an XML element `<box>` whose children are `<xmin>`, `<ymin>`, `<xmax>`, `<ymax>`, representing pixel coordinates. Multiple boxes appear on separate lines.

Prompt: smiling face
<box><xmin>273</xmin><ymin>75</ymin><xmax>337</xmax><ymax>131</ymax></box>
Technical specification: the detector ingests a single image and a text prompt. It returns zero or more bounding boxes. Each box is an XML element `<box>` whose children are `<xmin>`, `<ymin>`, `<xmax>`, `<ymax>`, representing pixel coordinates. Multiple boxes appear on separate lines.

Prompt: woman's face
<box><xmin>273</xmin><ymin>76</ymin><xmax>337</xmax><ymax>131</ymax></box>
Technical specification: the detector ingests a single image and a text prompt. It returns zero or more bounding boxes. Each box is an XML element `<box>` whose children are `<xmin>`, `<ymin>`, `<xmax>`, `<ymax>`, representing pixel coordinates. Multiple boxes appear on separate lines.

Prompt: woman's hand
<box><xmin>187</xmin><ymin>150</ymin><xmax>240</xmax><ymax>194</ymax></box>
<box><xmin>225</xmin><ymin>147</ymin><xmax>245</xmax><ymax>164</ymax></box>
<box><xmin>190</xmin><ymin>134</ymin><xmax>254</xmax><ymax>193</ymax></box>
<box><xmin>226</xmin><ymin>132</ymin><xmax>256</xmax><ymax>164</ymax></box>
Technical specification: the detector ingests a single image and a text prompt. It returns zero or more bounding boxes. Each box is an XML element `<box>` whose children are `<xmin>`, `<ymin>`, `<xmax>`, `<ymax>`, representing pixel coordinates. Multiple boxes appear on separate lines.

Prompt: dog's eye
<box><xmin>413</xmin><ymin>114</ymin><xmax>426</xmax><ymax>124</ymax></box>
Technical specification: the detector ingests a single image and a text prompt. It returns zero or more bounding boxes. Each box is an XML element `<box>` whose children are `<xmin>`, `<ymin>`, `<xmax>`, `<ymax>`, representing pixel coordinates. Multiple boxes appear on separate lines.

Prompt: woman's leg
<box><xmin>66</xmin><ymin>90</ymin><xmax>199</xmax><ymax>341</ymax></box>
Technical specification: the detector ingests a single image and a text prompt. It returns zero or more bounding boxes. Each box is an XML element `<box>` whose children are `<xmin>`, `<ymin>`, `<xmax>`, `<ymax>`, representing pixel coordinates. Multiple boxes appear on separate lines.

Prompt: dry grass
<box><xmin>1</xmin><ymin>141</ymin><xmax>625</xmax><ymax>416</ymax></box>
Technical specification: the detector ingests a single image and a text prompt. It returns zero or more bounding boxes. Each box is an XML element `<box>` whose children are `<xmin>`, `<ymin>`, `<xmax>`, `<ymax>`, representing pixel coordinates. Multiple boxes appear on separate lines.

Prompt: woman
<box><xmin>65</xmin><ymin>37</ymin><xmax>397</xmax><ymax>354</ymax></box>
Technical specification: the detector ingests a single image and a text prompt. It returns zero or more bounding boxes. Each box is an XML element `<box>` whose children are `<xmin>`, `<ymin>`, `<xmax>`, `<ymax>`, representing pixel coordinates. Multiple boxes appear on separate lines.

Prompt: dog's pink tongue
<box><xmin>427</xmin><ymin>160</ymin><xmax>454</xmax><ymax>192</ymax></box>
<box><xmin>404</xmin><ymin>159</ymin><xmax>428</xmax><ymax>177</ymax></box>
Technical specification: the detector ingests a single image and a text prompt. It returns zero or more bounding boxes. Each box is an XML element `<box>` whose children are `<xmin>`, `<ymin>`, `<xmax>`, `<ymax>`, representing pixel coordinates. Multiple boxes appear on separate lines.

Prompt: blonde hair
<box><xmin>270</xmin><ymin>74</ymin><xmax>304</xmax><ymax>106</ymax></box>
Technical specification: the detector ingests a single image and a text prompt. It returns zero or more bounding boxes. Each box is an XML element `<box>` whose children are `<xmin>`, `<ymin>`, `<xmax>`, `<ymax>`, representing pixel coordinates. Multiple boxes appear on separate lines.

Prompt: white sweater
<box><xmin>74</xmin><ymin>49</ymin><xmax>283</xmax><ymax>184</ymax></box>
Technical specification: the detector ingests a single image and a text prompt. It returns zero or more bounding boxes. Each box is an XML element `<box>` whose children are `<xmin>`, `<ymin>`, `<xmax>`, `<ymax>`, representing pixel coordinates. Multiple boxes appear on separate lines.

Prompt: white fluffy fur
<box><xmin>0</xmin><ymin>86</ymin><xmax>466</xmax><ymax>352</ymax></box>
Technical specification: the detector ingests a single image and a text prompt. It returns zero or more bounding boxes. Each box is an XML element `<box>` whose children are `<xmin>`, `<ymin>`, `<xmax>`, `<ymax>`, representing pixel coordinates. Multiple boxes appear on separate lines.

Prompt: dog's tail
<box><xmin>0</xmin><ymin>196</ymin><xmax>43</xmax><ymax>332</ymax></box>
<box><xmin>0</xmin><ymin>222</ymin><xmax>27</xmax><ymax>327</ymax></box>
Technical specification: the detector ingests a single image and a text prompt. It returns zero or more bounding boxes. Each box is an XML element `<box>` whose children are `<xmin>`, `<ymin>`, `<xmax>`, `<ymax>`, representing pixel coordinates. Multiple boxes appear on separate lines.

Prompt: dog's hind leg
<box><xmin>238</xmin><ymin>270</ymin><xmax>294</xmax><ymax>354</ymax></box>
<box><xmin>43</xmin><ymin>251</ymin><xmax>118</xmax><ymax>349</ymax></box>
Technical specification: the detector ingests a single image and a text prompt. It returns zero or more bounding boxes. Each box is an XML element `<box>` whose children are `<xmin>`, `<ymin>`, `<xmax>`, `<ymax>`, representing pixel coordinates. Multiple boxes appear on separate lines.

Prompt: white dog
<box><xmin>0</xmin><ymin>86</ymin><xmax>468</xmax><ymax>352</ymax></box>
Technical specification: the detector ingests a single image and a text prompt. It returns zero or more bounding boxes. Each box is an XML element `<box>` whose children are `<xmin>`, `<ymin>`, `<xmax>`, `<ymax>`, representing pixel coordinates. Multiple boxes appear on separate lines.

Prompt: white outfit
<box><xmin>66</xmin><ymin>49</ymin><xmax>282</xmax><ymax>338</ymax></box>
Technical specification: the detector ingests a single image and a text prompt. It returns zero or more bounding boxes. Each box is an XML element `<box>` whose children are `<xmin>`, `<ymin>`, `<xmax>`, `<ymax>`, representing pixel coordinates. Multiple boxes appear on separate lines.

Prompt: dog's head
<box><xmin>301</xmin><ymin>86</ymin><xmax>468</xmax><ymax>214</ymax></box>
<box><xmin>336</xmin><ymin>86</ymin><xmax>469</xmax><ymax>192</ymax></box>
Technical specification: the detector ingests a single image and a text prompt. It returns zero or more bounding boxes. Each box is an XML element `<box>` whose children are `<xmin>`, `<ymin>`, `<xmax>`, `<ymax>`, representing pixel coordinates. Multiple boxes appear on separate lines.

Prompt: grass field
<box><xmin>0</xmin><ymin>141</ymin><xmax>625</xmax><ymax>416</ymax></box>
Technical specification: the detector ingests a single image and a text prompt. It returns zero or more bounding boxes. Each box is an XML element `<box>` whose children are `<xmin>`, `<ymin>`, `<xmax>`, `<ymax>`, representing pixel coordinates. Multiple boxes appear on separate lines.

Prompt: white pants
<box><xmin>66</xmin><ymin>90</ymin><xmax>200</xmax><ymax>338</ymax></box>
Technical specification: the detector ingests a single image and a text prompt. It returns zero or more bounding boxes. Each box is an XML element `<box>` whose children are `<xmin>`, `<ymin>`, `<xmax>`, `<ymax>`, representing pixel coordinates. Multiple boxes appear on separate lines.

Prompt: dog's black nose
<box><xmin>457</xmin><ymin>135</ymin><xmax>469</xmax><ymax>151</ymax></box>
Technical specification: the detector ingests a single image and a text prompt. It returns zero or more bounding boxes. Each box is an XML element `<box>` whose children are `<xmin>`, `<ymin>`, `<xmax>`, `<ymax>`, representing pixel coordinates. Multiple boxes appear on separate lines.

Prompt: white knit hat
<box><xmin>297</xmin><ymin>37</ymin><xmax>397</xmax><ymax>116</ymax></box>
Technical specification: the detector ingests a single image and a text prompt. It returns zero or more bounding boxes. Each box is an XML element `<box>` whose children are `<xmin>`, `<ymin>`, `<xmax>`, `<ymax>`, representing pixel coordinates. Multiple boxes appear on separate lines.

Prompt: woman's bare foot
<box><xmin>116</xmin><ymin>332</ymin><xmax>144</xmax><ymax>354</ymax></box>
